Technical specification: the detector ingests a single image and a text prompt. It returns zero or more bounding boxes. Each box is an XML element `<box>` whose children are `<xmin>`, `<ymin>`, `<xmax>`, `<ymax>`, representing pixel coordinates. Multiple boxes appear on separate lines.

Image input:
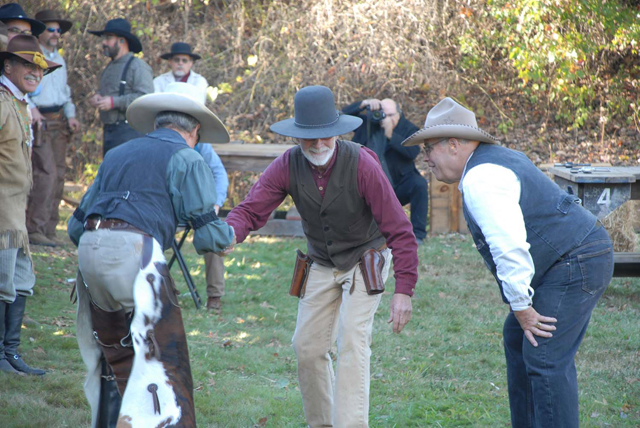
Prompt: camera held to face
<box><xmin>366</xmin><ymin>106</ymin><xmax>386</xmax><ymax>124</ymax></box>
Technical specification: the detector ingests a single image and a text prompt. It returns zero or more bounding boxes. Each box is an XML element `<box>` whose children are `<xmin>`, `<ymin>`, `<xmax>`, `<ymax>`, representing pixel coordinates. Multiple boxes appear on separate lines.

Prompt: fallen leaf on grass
<box><xmin>254</xmin><ymin>417</ymin><xmax>268</xmax><ymax>427</ymax></box>
<box><xmin>260</xmin><ymin>301</ymin><xmax>275</xmax><ymax>310</ymax></box>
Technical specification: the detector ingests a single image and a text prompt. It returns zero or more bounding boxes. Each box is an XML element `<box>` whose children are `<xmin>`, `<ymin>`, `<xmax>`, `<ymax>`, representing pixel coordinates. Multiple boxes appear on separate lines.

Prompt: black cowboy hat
<box><xmin>160</xmin><ymin>42</ymin><xmax>201</xmax><ymax>61</ymax></box>
<box><xmin>33</xmin><ymin>10</ymin><xmax>73</xmax><ymax>36</ymax></box>
<box><xmin>0</xmin><ymin>3</ymin><xmax>46</xmax><ymax>36</ymax></box>
<box><xmin>0</xmin><ymin>34</ymin><xmax>61</xmax><ymax>75</ymax></box>
<box><xmin>88</xmin><ymin>18</ymin><xmax>142</xmax><ymax>54</ymax></box>
<box><xmin>270</xmin><ymin>86</ymin><xmax>362</xmax><ymax>139</ymax></box>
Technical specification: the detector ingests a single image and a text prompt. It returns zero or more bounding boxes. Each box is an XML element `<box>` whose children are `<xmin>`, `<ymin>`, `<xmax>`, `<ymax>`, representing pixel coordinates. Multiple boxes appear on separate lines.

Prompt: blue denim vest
<box><xmin>462</xmin><ymin>144</ymin><xmax>597</xmax><ymax>303</ymax></box>
<box><xmin>85</xmin><ymin>128</ymin><xmax>188</xmax><ymax>250</ymax></box>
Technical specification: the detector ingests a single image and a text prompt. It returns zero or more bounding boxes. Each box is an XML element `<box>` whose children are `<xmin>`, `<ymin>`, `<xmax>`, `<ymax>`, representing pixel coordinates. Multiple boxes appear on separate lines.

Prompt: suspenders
<box><xmin>119</xmin><ymin>55</ymin><xmax>136</xmax><ymax>97</ymax></box>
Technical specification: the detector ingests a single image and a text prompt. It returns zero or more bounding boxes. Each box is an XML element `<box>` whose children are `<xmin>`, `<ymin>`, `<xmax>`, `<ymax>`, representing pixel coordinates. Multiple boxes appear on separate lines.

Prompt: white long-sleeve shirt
<box><xmin>153</xmin><ymin>70</ymin><xmax>208</xmax><ymax>104</ymax></box>
<box><xmin>460</xmin><ymin>159</ymin><xmax>536</xmax><ymax>311</ymax></box>
<box><xmin>30</xmin><ymin>45</ymin><xmax>76</xmax><ymax>118</ymax></box>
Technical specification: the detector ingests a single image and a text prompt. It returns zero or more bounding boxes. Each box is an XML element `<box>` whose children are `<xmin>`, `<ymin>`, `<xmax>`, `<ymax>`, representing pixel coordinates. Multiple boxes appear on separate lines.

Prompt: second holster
<box><xmin>289</xmin><ymin>249</ymin><xmax>313</xmax><ymax>298</ymax></box>
<box><xmin>359</xmin><ymin>248</ymin><xmax>386</xmax><ymax>295</ymax></box>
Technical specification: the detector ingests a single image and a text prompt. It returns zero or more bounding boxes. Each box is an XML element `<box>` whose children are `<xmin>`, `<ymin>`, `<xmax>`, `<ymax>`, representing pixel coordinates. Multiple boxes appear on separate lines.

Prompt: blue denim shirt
<box><xmin>195</xmin><ymin>143</ymin><xmax>228</xmax><ymax>207</ymax></box>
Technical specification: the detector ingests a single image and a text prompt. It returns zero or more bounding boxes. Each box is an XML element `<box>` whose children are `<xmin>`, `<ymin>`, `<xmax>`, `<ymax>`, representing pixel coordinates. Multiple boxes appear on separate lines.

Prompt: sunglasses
<box><xmin>47</xmin><ymin>27</ymin><xmax>62</xmax><ymax>34</ymax></box>
<box><xmin>171</xmin><ymin>57</ymin><xmax>192</xmax><ymax>64</ymax></box>
<box><xmin>7</xmin><ymin>27</ymin><xmax>31</xmax><ymax>35</ymax></box>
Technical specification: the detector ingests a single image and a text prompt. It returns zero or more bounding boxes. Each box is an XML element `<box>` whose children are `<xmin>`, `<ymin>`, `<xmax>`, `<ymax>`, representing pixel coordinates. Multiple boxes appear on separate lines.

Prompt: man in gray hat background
<box><xmin>154</xmin><ymin>42</ymin><xmax>208</xmax><ymax>102</ymax></box>
<box><xmin>26</xmin><ymin>9</ymin><xmax>81</xmax><ymax>247</ymax></box>
<box><xmin>403</xmin><ymin>97</ymin><xmax>613</xmax><ymax>428</ymax></box>
<box><xmin>68</xmin><ymin>82</ymin><xmax>234</xmax><ymax>427</ymax></box>
<box><xmin>154</xmin><ymin>41</ymin><xmax>229</xmax><ymax>314</ymax></box>
<box><xmin>88</xmin><ymin>18</ymin><xmax>153</xmax><ymax>156</ymax></box>
<box><xmin>225</xmin><ymin>85</ymin><xmax>419</xmax><ymax>428</ymax></box>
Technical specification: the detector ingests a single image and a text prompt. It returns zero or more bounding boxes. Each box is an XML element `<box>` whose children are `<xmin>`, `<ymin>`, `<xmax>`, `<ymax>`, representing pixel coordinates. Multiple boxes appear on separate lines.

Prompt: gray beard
<box><xmin>173</xmin><ymin>70</ymin><xmax>186</xmax><ymax>78</ymax></box>
<box><xmin>302</xmin><ymin>144</ymin><xmax>335</xmax><ymax>167</ymax></box>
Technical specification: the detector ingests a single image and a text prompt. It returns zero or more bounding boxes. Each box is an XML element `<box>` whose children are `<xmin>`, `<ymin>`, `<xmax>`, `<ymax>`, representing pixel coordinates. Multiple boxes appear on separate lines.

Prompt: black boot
<box><xmin>4</xmin><ymin>296</ymin><xmax>46</xmax><ymax>376</ymax></box>
<box><xmin>0</xmin><ymin>301</ymin><xmax>22</xmax><ymax>375</ymax></box>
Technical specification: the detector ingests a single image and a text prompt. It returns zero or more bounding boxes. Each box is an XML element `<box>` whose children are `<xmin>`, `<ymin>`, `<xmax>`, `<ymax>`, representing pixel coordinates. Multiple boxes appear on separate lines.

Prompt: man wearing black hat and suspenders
<box><xmin>88</xmin><ymin>18</ymin><xmax>153</xmax><ymax>156</ymax></box>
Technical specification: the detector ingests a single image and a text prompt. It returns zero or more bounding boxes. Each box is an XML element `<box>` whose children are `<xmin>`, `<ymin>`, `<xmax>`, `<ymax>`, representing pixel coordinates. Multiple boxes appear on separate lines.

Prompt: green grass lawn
<box><xmin>0</xmin><ymin>226</ymin><xmax>638</xmax><ymax>427</ymax></box>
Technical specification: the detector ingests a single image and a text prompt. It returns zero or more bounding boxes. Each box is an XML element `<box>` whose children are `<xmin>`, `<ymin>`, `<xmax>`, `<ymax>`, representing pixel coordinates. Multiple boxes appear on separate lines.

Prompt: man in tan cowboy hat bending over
<box><xmin>225</xmin><ymin>85</ymin><xmax>419</xmax><ymax>428</ymax></box>
<box><xmin>402</xmin><ymin>97</ymin><xmax>613</xmax><ymax>428</ymax></box>
<box><xmin>0</xmin><ymin>34</ymin><xmax>60</xmax><ymax>375</ymax></box>
<box><xmin>68</xmin><ymin>82</ymin><xmax>235</xmax><ymax>427</ymax></box>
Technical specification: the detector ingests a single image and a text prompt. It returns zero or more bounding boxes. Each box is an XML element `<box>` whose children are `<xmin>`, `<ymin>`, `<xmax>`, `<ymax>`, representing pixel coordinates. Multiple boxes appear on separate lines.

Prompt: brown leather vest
<box><xmin>289</xmin><ymin>140</ymin><xmax>385</xmax><ymax>270</ymax></box>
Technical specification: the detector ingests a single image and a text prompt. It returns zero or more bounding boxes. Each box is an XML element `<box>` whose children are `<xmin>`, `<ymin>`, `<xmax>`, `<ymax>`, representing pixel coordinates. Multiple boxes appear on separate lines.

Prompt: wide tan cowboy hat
<box><xmin>401</xmin><ymin>97</ymin><xmax>497</xmax><ymax>147</ymax></box>
<box><xmin>126</xmin><ymin>82</ymin><xmax>230</xmax><ymax>144</ymax></box>
<box><xmin>0</xmin><ymin>34</ymin><xmax>61</xmax><ymax>75</ymax></box>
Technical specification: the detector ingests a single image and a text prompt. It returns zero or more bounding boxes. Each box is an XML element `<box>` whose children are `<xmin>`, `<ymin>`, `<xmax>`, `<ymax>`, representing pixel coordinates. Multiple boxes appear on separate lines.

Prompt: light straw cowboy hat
<box><xmin>270</xmin><ymin>85</ymin><xmax>362</xmax><ymax>139</ymax></box>
<box><xmin>401</xmin><ymin>97</ymin><xmax>497</xmax><ymax>147</ymax></box>
<box><xmin>126</xmin><ymin>82</ymin><xmax>230</xmax><ymax>144</ymax></box>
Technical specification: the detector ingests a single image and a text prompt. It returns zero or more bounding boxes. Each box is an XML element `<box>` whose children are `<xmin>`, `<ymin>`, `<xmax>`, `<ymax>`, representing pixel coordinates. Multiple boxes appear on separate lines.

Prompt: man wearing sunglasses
<box><xmin>25</xmin><ymin>10</ymin><xmax>81</xmax><ymax>247</ymax></box>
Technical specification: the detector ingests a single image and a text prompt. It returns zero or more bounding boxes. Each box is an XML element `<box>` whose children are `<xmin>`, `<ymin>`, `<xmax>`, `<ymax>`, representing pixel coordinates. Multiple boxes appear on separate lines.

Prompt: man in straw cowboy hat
<box><xmin>0</xmin><ymin>34</ymin><xmax>60</xmax><ymax>376</ymax></box>
<box><xmin>155</xmin><ymin>41</ymin><xmax>229</xmax><ymax>314</ymax></box>
<box><xmin>402</xmin><ymin>97</ymin><xmax>613</xmax><ymax>427</ymax></box>
<box><xmin>88</xmin><ymin>18</ymin><xmax>153</xmax><ymax>156</ymax></box>
<box><xmin>68</xmin><ymin>82</ymin><xmax>235</xmax><ymax>427</ymax></box>
<box><xmin>0</xmin><ymin>3</ymin><xmax>47</xmax><ymax>126</ymax></box>
<box><xmin>225</xmin><ymin>85</ymin><xmax>419</xmax><ymax>427</ymax></box>
<box><xmin>25</xmin><ymin>9</ymin><xmax>81</xmax><ymax>247</ymax></box>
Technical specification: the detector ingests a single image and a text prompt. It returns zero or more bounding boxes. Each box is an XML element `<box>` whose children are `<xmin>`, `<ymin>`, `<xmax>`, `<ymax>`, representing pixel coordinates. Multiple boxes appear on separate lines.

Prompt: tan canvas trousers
<box><xmin>26</xmin><ymin>113</ymin><xmax>70</xmax><ymax>238</ymax></box>
<box><xmin>204</xmin><ymin>252</ymin><xmax>225</xmax><ymax>298</ymax></box>
<box><xmin>292</xmin><ymin>249</ymin><xmax>391</xmax><ymax>428</ymax></box>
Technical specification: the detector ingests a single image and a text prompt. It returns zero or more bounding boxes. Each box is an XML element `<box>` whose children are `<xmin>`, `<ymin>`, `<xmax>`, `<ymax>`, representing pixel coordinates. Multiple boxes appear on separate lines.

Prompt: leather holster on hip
<box><xmin>359</xmin><ymin>248</ymin><xmax>386</xmax><ymax>295</ymax></box>
<box><xmin>289</xmin><ymin>249</ymin><xmax>313</xmax><ymax>298</ymax></box>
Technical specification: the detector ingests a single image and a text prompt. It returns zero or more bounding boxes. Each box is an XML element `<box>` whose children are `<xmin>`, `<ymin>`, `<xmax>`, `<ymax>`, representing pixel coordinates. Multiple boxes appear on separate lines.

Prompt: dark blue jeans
<box><xmin>103</xmin><ymin>121</ymin><xmax>144</xmax><ymax>157</ymax></box>
<box><xmin>393</xmin><ymin>172</ymin><xmax>428</xmax><ymax>241</ymax></box>
<box><xmin>503</xmin><ymin>225</ymin><xmax>613</xmax><ymax>428</ymax></box>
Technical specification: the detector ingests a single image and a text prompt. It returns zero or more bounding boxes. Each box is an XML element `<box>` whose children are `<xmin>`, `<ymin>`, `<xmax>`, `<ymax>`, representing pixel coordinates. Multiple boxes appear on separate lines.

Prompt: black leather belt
<box><xmin>39</xmin><ymin>105</ymin><xmax>63</xmax><ymax>114</ymax></box>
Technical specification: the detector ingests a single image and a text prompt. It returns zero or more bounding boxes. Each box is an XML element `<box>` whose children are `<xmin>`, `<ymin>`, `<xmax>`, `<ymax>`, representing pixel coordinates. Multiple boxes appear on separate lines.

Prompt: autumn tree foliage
<box><xmin>21</xmin><ymin>0</ymin><xmax>640</xmax><ymax>181</ymax></box>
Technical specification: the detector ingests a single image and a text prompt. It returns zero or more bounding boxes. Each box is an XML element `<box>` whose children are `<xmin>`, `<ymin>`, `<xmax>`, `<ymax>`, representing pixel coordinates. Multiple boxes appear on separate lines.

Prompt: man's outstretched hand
<box><xmin>388</xmin><ymin>293</ymin><xmax>412</xmax><ymax>333</ymax></box>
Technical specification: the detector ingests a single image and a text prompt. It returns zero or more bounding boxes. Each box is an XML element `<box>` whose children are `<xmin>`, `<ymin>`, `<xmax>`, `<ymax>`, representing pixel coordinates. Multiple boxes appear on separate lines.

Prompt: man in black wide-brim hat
<box><xmin>88</xmin><ymin>18</ymin><xmax>153</xmax><ymax>156</ymax></box>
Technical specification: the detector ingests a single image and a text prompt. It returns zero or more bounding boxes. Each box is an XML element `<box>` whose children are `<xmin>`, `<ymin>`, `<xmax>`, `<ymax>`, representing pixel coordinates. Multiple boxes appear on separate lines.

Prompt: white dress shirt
<box><xmin>153</xmin><ymin>70</ymin><xmax>208</xmax><ymax>104</ymax></box>
<box><xmin>460</xmin><ymin>156</ymin><xmax>536</xmax><ymax>311</ymax></box>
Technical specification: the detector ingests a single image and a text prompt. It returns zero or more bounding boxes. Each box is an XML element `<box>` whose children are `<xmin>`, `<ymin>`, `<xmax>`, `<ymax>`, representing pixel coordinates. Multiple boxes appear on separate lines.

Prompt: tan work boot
<box><xmin>29</xmin><ymin>233</ymin><xmax>57</xmax><ymax>247</ymax></box>
<box><xmin>206</xmin><ymin>297</ymin><xmax>222</xmax><ymax>314</ymax></box>
<box><xmin>46</xmin><ymin>233</ymin><xmax>66</xmax><ymax>246</ymax></box>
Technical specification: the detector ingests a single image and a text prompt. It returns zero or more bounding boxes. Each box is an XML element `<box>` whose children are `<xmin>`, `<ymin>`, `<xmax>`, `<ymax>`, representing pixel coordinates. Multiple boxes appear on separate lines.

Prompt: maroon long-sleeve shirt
<box><xmin>226</xmin><ymin>143</ymin><xmax>419</xmax><ymax>296</ymax></box>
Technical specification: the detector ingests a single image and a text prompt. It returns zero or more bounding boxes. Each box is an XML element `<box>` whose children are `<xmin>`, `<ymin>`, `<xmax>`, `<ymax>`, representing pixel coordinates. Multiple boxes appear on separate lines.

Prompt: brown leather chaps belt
<box><xmin>84</xmin><ymin>218</ymin><xmax>148</xmax><ymax>236</ymax></box>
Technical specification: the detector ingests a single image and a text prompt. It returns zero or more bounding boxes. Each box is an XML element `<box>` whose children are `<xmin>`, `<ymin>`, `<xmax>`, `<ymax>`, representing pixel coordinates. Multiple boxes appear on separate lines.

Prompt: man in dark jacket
<box><xmin>343</xmin><ymin>98</ymin><xmax>428</xmax><ymax>243</ymax></box>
